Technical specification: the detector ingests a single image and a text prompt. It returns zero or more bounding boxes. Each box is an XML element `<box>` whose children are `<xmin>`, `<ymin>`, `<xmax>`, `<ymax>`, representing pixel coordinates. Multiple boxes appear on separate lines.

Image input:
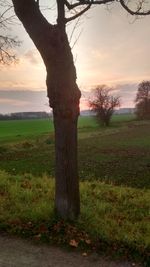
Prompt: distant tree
<box><xmin>0</xmin><ymin>0</ymin><xmax>20</xmax><ymax>64</ymax></box>
<box><xmin>135</xmin><ymin>81</ymin><xmax>150</xmax><ymax>120</ymax></box>
<box><xmin>89</xmin><ymin>85</ymin><xmax>120</xmax><ymax>126</ymax></box>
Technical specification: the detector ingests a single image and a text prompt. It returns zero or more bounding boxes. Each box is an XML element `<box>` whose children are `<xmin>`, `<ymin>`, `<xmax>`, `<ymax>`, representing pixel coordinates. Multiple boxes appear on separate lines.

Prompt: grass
<box><xmin>0</xmin><ymin>170</ymin><xmax>149</xmax><ymax>265</ymax></box>
<box><xmin>0</xmin><ymin>118</ymin><xmax>54</xmax><ymax>144</ymax></box>
<box><xmin>0</xmin><ymin>115</ymin><xmax>149</xmax><ymax>189</ymax></box>
<box><xmin>0</xmin><ymin>114</ymin><xmax>150</xmax><ymax>264</ymax></box>
<box><xmin>0</xmin><ymin>114</ymin><xmax>135</xmax><ymax>144</ymax></box>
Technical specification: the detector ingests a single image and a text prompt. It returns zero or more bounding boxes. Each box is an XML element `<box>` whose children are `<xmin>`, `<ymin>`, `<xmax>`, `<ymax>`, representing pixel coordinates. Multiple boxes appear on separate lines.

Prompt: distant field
<box><xmin>0</xmin><ymin>118</ymin><xmax>54</xmax><ymax>143</ymax></box>
<box><xmin>0</xmin><ymin>114</ymin><xmax>149</xmax><ymax>189</ymax></box>
<box><xmin>0</xmin><ymin>114</ymin><xmax>135</xmax><ymax>143</ymax></box>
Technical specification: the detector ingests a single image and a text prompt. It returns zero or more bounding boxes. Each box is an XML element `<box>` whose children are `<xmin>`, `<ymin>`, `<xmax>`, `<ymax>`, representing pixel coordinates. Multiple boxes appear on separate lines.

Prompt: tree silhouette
<box><xmin>10</xmin><ymin>0</ymin><xmax>150</xmax><ymax>219</ymax></box>
<box><xmin>0</xmin><ymin>0</ymin><xmax>20</xmax><ymax>64</ymax></box>
<box><xmin>135</xmin><ymin>81</ymin><xmax>150</xmax><ymax>120</ymax></box>
<box><xmin>89</xmin><ymin>85</ymin><xmax>120</xmax><ymax>126</ymax></box>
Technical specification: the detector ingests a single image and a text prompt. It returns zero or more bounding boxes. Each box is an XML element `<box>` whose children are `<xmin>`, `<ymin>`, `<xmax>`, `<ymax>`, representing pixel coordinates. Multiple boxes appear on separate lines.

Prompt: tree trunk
<box><xmin>46</xmin><ymin>27</ymin><xmax>81</xmax><ymax>219</ymax></box>
<box><xmin>12</xmin><ymin>0</ymin><xmax>81</xmax><ymax>220</ymax></box>
<box><xmin>54</xmin><ymin>113</ymin><xmax>80</xmax><ymax>219</ymax></box>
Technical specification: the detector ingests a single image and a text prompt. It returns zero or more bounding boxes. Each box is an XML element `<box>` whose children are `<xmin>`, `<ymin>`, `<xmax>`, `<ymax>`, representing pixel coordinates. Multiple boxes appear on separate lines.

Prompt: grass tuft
<box><xmin>0</xmin><ymin>171</ymin><xmax>149</xmax><ymax>265</ymax></box>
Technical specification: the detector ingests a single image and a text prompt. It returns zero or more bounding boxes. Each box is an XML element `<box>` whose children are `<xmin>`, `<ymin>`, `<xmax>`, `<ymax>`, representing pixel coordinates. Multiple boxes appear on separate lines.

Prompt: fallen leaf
<box><xmin>34</xmin><ymin>234</ymin><xmax>41</xmax><ymax>240</ymax></box>
<box><xmin>69</xmin><ymin>239</ymin><xmax>78</xmax><ymax>248</ymax></box>
<box><xmin>82</xmin><ymin>252</ymin><xmax>87</xmax><ymax>257</ymax></box>
<box><xmin>85</xmin><ymin>239</ymin><xmax>91</xmax><ymax>245</ymax></box>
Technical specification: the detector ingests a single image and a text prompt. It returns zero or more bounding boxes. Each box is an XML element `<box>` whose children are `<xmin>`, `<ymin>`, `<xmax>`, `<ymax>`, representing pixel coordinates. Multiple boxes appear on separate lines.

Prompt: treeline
<box><xmin>89</xmin><ymin>80</ymin><xmax>150</xmax><ymax>126</ymax></box>
<box><xmin>0</xmin><ymin>112</ymin><xmax>52</xmax><ymax>120</ymax></box>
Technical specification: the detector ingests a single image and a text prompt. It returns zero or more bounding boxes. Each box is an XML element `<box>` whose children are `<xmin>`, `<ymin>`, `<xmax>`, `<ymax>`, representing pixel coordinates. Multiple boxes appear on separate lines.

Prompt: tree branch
<box><xmin>65</xmin><ymin>0</ymin><xmax>150</xmax><ymax>17</ymax></box>
<box><xmin>65</xmin><ymin>4</ymin><xmax>91</xmax><ymax>23</ymax></box>
<box><xmin>56</xmin><ymin>0</ymin><xmax>65</xmax><ymax>27</ymax></box>
<box><xmin>120</xmin><ymin>0</ymin><xmax>150</xmax><ymax>16</ymax></box>
<box><xmin>36</xmin><ymin>0</ymin><xmax>39</xmax><ymax>8</ymax></box>
<box><xmin>0</xmin><ymin>35</ymin><xmax>20</xmax><ymax>64</ymax></box>
<box><xmin>65</xmin><ymin>0</ymin><xmax>115</xmax><ymax>10</ymax></box>
<box><xmin>11</xmin><ymin>0</ymin><xmax>54</xmax><ymax>60</ymax></box>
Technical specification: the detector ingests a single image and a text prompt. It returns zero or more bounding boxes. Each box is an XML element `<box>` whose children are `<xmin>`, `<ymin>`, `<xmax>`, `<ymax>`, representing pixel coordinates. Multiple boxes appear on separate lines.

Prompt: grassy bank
<box><xmin>0</xmin><ymin>171</ymin><xmax>149</xmax><ymax>265</ymax></box>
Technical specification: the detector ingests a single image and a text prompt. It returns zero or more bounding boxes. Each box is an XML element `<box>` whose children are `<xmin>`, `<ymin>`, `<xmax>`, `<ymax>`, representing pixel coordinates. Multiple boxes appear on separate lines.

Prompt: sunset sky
<box><xmin>0</xmin><ymin>1</ymin><xmax>150</xmax><ymax>113</ymax></box>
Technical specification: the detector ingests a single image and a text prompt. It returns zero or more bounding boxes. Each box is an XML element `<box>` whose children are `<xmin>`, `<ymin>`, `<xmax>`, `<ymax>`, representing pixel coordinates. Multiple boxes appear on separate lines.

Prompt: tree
<box><xmin>135</xmin><ymin>81</ymin><xmax>150</xmax><ymax>120</ymax></box>
<box><xmin>0</xmin><ymin>0</ymin><xmax>20</xmax><ymax>64</ymax></box>
<box><xmin>89</xmin><ymin>85</ymin><xmax>120</xmax><ymax>126</ymax></box>
<box><xmin>10</xmin><ymin>0</ymin><xmax>150</xmax><ymax>219</ymax></box>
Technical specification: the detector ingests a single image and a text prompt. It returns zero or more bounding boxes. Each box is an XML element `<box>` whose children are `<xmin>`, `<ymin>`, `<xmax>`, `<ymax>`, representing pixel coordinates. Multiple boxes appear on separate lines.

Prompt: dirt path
<box><xmin>0</xmin><ymin>234</ymin><xmax>140</xmax><ymax>267</ymax></box>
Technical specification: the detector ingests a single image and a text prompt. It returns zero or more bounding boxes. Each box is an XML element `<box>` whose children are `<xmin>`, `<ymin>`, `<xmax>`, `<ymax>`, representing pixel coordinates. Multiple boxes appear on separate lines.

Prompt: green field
<box><xmin>0</xmin><ymin>114</ymin><xmax>149</xmax><ymax>188</ymax></box>
<box><xmin>0</xmin><ymin>118</ymin><xmax>54</xmax><ymax>143</ymax></box>
<box><xmin>0</xmin><ymin>114</ymin><xmax>135</xmax><ymax>143</ymax></box>
<box><xmin>0</xmin><ymin>114</ymin><xmax>150</xmax><ymax>264</ymax></box>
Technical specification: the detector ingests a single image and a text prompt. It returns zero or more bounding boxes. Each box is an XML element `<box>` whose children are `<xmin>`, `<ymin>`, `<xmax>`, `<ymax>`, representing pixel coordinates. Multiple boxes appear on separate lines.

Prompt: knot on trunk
<box><xmin>47</xmin><ymin>83</ymin><xmax>81</xmax><ymax>119</ymax></box>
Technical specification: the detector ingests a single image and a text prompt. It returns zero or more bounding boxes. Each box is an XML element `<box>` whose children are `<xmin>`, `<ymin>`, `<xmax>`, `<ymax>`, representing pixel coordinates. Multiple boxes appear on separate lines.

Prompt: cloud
<box><xmin>74</xmin><ymin>5</ymin><xmax>150</xmax><ymax>87</ymax></box>
<box><xmin>0</xmin><ymin>50</ymin><xmax>46</xmax><ymax>91</ymax></box>
<box><xmin>0</xmin><ymin>98</ymin><xmax>30</xmax><ymax>106</ymax></box>
<box><xmin>24</xmin><ymin>49</ymin><xmax>41</xmax><ymax>65</ymax></box>
<box><xmin>0</xmin><ymin>90</ymin><xmax>49</xmax><ymax>114</ymax></box>
<box><xmin>91</xmin><ymin>49</ymin><xmax>109</xmax><ymax>60</ymax></box>
<box><xmin>0</xmin><ymin>4</ymin><xmax>150</xmax><ymax>113</ymax></box>
<box><xmin>0</xmin><ymin>82</ymin><xmax>139</xmax><ymax>114</ymax></box>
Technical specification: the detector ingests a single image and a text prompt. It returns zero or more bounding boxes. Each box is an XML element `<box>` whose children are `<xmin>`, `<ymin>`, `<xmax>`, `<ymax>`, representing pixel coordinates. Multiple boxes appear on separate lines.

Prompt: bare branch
<box><xmin>135</xmin><ymin>80</ymin><xmax>150</xmax><ymax>120</ymax></box>
<box><xmin>89</xmin><ymin>85</ymin><xmax>120</xmax><ymax>126</ymax></box>
<box><xmin>64</xmin><ymin>0</ymin><xmax>150</xmax><ymax>21</ymax></box>
<box><xmin>56</xmin><ymin>0</ymin><xmax>65</xmax><ymax>26</ymax></box>
<box><xmin>71</xmin><ymin>28</ymin><xmax>83</xmax><ymax>49</ymax></box>
<box><xmin>120</xmin><ymin>0</ymin><xmax>150</xmax><ymax>16</ymax></box>
<box><xmin>65</xmin><ymin>0</ymin><xmax>115</xmax><ymax>10</ymax></box>
<box><xmin>69</xmin><ymin>16</ymin><xmax>81</xmax><ymax>43</ymax></box>
<box><xmin>0</xmin><ymin>35</ymin><xmax>21</xmax><ymax>64</ymax></box>
<box><xmin>65</xmin><ymin>4</ymin><xmax>91</xmax><ymax>22</ymax></box>
<box><xmin>0</xmin><ymin>0</ymin><xmax>20</xmax><ymax>64</ymax></box>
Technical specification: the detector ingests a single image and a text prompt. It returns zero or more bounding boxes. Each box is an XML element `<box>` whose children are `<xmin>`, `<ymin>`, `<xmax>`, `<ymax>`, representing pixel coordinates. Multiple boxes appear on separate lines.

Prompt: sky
<box><xmin>0</xmin><ymin>0</ymin><xmax>150</xmax><ymax>113</ymax></box>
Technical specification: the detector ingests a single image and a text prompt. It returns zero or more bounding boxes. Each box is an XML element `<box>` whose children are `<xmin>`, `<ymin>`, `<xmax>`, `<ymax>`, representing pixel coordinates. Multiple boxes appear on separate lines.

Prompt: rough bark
<box><xmin>12</xmin><ymin>0</ymin><xmax>81</xmax><ymax>219</ymax></box>
<box><xmin>54</xmin><ymin>115</ymin><xmax>80</xmax><ymax>219</ymax></box>
<box><xmin>46</xmin><ymin>27</ymin><xmax>81</xmax><ymax>219</ymax></box>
